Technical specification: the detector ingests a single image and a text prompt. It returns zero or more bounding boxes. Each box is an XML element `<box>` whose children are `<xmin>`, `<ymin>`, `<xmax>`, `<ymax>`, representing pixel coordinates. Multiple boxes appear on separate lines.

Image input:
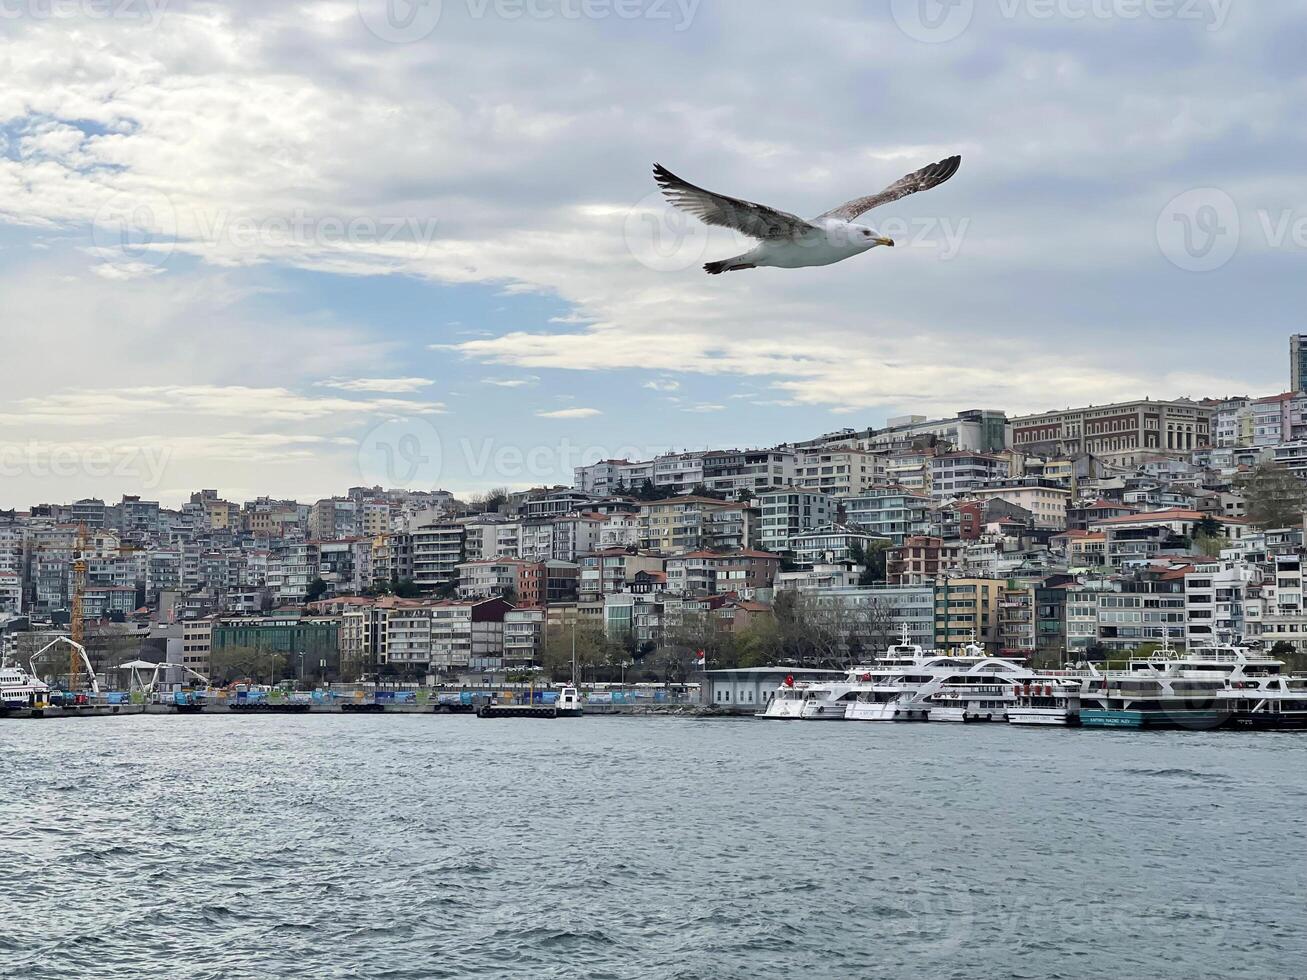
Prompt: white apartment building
<box><xmin>0</xmin><ymin>572</ymin><xmax>23</xmax><ymax>614</ymax></box>
<box><xmin>1272</xmin><ymin>441</ymin><xmax>1307</xmax><ymax>478</ymax></box>
<box><xmin>702</xmin><ymin>449</ymin><xmax>797</xmax><ymax>498</ymax></box>
<box><xmin>1248</xmin><ymin>553</ymin><xmax>1307</xmax><ymax>651</ymax></box>
<box><xmin>795</xmin><ymin>448</ymin><xmax>880</xmax><ymax>497</ymax></box>
<box><xmin>267</xmin><ymin>541</ymin><xmax>318</xmax><ymax>604</ymax></box>
<box><xmin>789</xmin><ymin>524</ymin><xmax>891</xmax><ymax>568</ymax></box>
<box><xmin>502</xmin><ymin>608</ymin><xmax>545</xmax><ymax>668</ymax></box>
<box><xmin>181</xmin><ymin>619</ymin><xmax>213</xmax><ymax>677</ymax></box>
<box><xmin>756</xmin><ymin>488</ymin><xmax>834</xmax><ymax>555</ymax></box>
<box><xmin>1213</xmin><ymin>399</ymin><xmax>1251</xmax><ymax>448</ymax></box>
<box><xmin>574</xmin><ymin>459</ymin><xmax>629</xmax><ymax>495</ymax></box>
<box><xmin>930</xmin><ymin>453</ymin><xmax>1008</xmax><ymax>501</ymax></box>
<box><xmin>385</xmin><ymin>605</ymin><xmax>433</xmax><ymax>667</ymax></box>
<box><xmin>1185</xmin><ymin>562</ymin><xmax>1263</xmax><ymax>648</ymax></box>
<box><xmin>460</xmin><ymin>516</ymin><xmax>508</xmax><ymax>562</ymax></box>
<box><xmin>432</xmin><ymin>603</ymin><xmax>503</xmax><ymax>672</ymax></box>
<box><xmin>652</xmin><ymin>452</ymin><xmax>706</xmax><ymax>494</ymax></box>
<box><xmin>971</xmin><ymin>483</ymin><xmax>1070</xmax><ymax>530</ymax></box>
<box><xmin>411</xmin><ymin>522</ymin><xmax>465</xmax><ymax>588</ymax></box>
<box><xmin>599</xmin><ymin>513</ymin><xmax>640</xmax><ymax>549</ymax></box>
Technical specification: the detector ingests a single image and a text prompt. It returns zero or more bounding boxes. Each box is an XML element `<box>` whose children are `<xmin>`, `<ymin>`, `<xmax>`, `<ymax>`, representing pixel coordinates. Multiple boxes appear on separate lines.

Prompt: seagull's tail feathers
<box><xmin>704</xmin><ymin>257</ymin><xmax>756</xmax><ymax>275</ymax></box>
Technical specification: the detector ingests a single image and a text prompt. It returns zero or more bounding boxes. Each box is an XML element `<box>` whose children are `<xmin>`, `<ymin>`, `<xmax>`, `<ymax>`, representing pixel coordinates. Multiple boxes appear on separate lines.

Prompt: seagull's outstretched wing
<box><xmin>653</xmin><ymin>163</ymin><xmax>815</xmax><ymax>240</ymax></box>
<box><xmin>816</xmin><ymin>155</ymin><xmax>962</xmax><ymax>223</ymax></box>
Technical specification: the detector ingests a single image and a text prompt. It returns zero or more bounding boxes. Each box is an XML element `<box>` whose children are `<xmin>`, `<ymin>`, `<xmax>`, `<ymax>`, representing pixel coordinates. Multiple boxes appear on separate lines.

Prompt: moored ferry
<box><xmin>0</xmin><ymin>663</ymin><xmax>51</xmax><ymax>717</ymax></box>
<box><xmin>844</xmin><ymin>631</ymin><xmax>970</xmax><ymax>722</ymax></box>
<box><xmin>758</xmin><ymin>670</ymin><xmax>870</xmax><ymax>720</ymax></box>
<box><xmin>1007</xmin><ymin>680</ymin><xmax>1081</xmax><ymax>726</ymax></box>
<box><xmin>1077</xmin><ymin>639</ymin><xmax>1294</xmax><ymax>730</ymax></box>
<box><xmin>887</xmin><ymin>642</ymin><xmax>1050</xmax><ymax>723</ymax></box>
<box><xmin>1077</xmin><ymin>674</ymin><xmax>1229</xmax><ymax>729</ymax></box>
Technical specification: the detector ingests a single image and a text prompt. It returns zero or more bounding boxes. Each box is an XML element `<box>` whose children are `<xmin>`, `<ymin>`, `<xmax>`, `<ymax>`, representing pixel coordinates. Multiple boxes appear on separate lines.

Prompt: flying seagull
<box><xmin>651</xmin><ymin>155</ymin><xmax>961</xmax><ymax>274</ymax></box>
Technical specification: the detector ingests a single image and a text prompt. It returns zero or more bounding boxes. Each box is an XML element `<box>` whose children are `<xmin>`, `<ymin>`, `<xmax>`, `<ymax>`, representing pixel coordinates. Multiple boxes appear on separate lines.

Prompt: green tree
<box><xmin>543</xmin><ymin>619</ymin><xmax>609</xmax><ymax>682</ymax></box>
<box><xmin>1236</xmin><ymin>464</ymin><xmax>1306</xmax><ymax>529</ymax></box>
<box><xmin>1269</xmin><ymin>640</ymin><xmax>1307</xmax><ymax>671</ymax></box>
<box><xmin>663</xmin><ymin>609</ymin><xmax>734</xmax><ymax>674</ymax></box>
<box><xmin>394</xmin><ymin>578</ymin><xmax>423</xmax><ymax>598</ymax></box>
<box><xmin>306</xmin><ymin>577</ymin><xmax>328</xmax><ymax>602</ymax></box>
<box><xmin>688</xmin><ymin>483</ymin><xmax>726</xmax><ymax>500</ymax></box>
<box><xmin>210</xmin><ymin>645</ymin><xmax>290</xmax><ymax>685</ymax></box>
<box><xmin>470</xmin><ymin>487</ymin><xmax>511</xmax><ymax>513</ymax></box>
<box><xmin>848</xmin><ymin>539</ymin><xmax>891</xmax><ymax>586</ymax></box>
<box><xmin>733</xmin><ymin>615</ymin><xmax>781</xmax><ymax>667</ymax></box>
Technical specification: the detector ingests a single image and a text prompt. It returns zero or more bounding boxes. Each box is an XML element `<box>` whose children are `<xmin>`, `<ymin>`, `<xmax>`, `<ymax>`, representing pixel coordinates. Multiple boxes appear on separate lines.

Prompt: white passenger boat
<box><xmin>759</xmin><ymin>684</ymin><xmax>808</xmax><ymax>719</ymax></box>
<box><xmin>758</xmin><ymin>670</ymin><xmax>868</xmax><ymax>720</ymax></box>
<box><xmin>886</xmin><ymin>642</ymin><xmax>1040</xmax><ymax>722</ymax></box>
<box><xmin>1069</xmin><ymin>636</ymin><xmax>1289</xmax><ymax>730</ymax></box>
<box><xmin>1006</xmin><ymin>680</ymin><xmax>1081</xmax><ymax>726</ymax></box>
<box><xmin>0</xmin><ymin>663</ymin><xmax>50</xmax><ymax>716</ymax></box>
<box><xmin>844</xmin><ymin>629</ymin><xmax>948</xmax><ymax>722</ymax></box>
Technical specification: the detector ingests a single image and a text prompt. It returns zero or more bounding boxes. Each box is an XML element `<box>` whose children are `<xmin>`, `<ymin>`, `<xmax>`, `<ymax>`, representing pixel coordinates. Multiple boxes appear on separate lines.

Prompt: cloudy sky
<box><xmin>1</xmin><ymin>0</ymin><xmax>1303</xmax><ymax>507</ymax></box>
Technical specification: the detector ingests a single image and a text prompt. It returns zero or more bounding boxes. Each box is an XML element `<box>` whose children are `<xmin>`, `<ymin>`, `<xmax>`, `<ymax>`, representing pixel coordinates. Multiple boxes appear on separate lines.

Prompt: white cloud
<box><xmin>536</xmin><ymin>407</ymin><xmax>602</xmax><ymax>419</ymax></box>
<box><xmin>643</xmin><ymin>378</ymin><xmax>680</xmax><ymax>392</ymax></box>
<box><xmin>481</xmin><ymin>376</ymin><xmax>540</xmax><ymax>388</ymax></box>
<box><xmin>316</xmin><ymin>377</ymin><xmax>434</xmax><ymax>394</ymax></box>
<box><xmin>681</xmin><ymin>403</ymin><xmax>725</xmax><ymax>413</ymax></box>
<box><xmin>0</xmin><ymin>385</ymin><xmax>445</xmax><ymax>426</ymax></box>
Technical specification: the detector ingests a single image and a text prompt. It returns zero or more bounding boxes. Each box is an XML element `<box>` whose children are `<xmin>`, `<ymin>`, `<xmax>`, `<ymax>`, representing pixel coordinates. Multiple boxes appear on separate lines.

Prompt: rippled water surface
<box><xmin>3</xmin><ymin>715</ymin><xmax>1306</xmax><ymax>978</ymax></box>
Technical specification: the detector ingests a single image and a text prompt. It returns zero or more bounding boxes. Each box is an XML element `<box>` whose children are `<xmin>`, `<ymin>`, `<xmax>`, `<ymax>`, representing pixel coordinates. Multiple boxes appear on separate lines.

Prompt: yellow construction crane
<box><xmin>69</xmin><ymin>522</ymin><xmax>87</xmax><ymax>691</ymax></box>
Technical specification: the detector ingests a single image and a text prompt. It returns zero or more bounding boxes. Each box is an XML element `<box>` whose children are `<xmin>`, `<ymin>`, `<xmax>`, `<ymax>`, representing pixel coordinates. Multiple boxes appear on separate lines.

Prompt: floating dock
<box><xmin>477</xmin><ymin>703</ymin><xmax>563</xmax><ymax>719</ymax></box>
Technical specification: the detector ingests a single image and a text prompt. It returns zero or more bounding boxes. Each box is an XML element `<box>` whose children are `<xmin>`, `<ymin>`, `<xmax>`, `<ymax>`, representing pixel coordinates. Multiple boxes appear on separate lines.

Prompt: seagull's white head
<box><xmin>855</xmin><ymin>224</ymin><xmax>895</xmax><ymax>249</ymax></box>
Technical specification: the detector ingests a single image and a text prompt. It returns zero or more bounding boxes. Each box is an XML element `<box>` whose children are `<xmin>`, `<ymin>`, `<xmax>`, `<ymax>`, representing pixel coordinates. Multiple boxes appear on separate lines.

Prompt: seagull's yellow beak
<box><xmin>875</xmin><ymin>236</ymin><xmax>895</xmax><ymax>247</ymax></box>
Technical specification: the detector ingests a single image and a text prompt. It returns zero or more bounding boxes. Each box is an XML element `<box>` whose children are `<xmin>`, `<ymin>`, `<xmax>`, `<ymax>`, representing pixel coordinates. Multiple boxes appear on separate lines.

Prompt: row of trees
<box><xmin>539</xmin><ymin>593</ymin><xmax>896</xmax><ymax>683</ymax></box>
<box><xmin>208</xmin><ymin>645</ymin><xmax>290</xmax><ymax>685</ymax></box>
<box><xmin>1235</xmin><ymin>463</ymin><xmax>1306</xmax><ymax>529</ymax></box>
